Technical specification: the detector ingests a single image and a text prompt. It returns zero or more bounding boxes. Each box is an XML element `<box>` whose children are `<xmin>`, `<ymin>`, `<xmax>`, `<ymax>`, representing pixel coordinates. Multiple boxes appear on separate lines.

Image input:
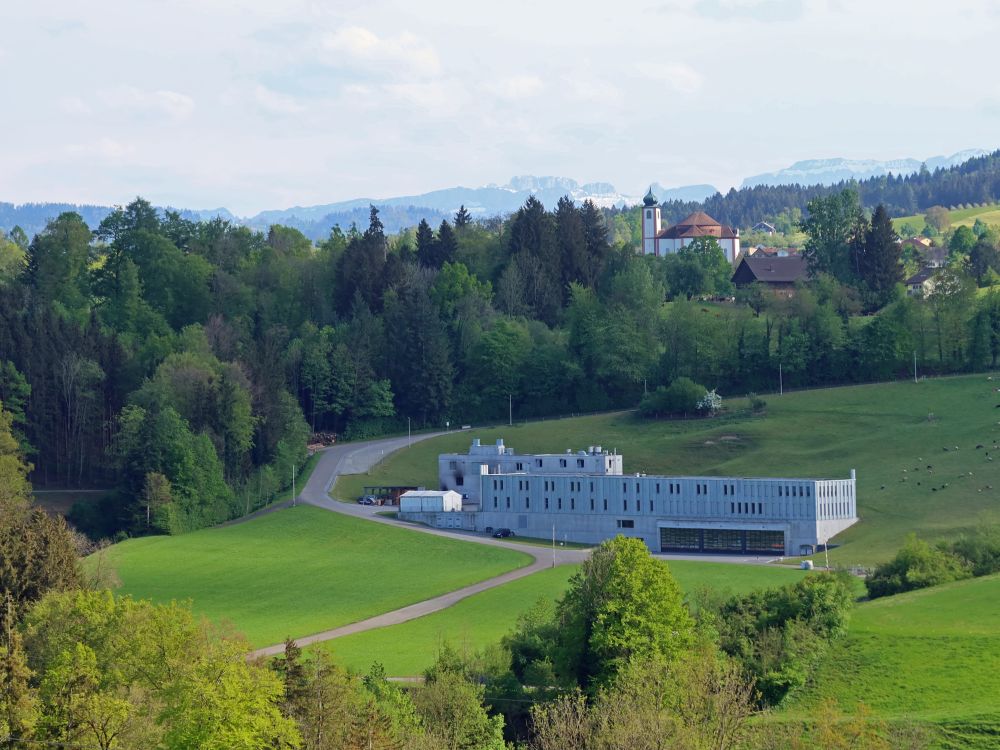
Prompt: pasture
<box><xmin>334</xmin><ymin>375</ymin><xmax>1000</xmax><ymax>566</ymax></box>
<box><xmin>93</xmin><ymin>505</ymin><xmax>531</xmax><ymax>647</ymax></box>
<box><xmin>320</xmin><ymin>559</ymin><xmax>813</xmax><ymax>676</ymax></box>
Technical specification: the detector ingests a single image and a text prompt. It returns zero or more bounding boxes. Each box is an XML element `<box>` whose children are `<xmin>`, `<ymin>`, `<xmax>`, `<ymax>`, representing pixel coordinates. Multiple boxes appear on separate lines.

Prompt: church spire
<box><xmin>643</xmin><ymin>186</ymin><xmax>658</xmax><ymax>206</ymax></box>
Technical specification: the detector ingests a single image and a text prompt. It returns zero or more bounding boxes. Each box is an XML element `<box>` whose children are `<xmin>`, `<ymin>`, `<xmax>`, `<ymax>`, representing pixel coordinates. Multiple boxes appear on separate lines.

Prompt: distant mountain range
<box><xmin>1</xmin><ymin>150</ymin><xmax>991</xmax><ymax>241</ymax></box>
<box><xmin>741</xmin><ymin>149</ymin><xmax>988</xmax><ymax>188</ymax></box>
<box><xmin>0</xmin><ymin>177</ymin><xmax>719</xmax><ymax>241</ymax></box>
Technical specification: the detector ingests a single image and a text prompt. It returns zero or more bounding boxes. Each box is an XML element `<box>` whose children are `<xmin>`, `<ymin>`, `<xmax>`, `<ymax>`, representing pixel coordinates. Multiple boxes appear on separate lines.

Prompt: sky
<box><xmin>1</xmin><ymin>0</ymin><xmax>998</xmax><ymax>216</ymax></box>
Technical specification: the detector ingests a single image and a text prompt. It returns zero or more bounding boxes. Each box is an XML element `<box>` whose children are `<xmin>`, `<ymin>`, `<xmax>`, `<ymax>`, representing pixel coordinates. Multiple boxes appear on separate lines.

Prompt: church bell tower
<box><xmin>641</xmin><ymin>186</ymin><xmax>661</xmax><ymax>255</ymax></box>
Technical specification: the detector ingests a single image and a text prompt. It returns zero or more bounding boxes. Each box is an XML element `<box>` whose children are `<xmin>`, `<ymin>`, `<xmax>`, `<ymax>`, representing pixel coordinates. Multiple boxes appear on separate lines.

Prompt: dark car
<box><xmin>492</xmin><ymin>528</ymin><xmax>515</xmax><ymax>538</ymax></box>
<box><xmin>357</xmin><ymin>496</ymin><xmax>376</xmax><ymax>505</ymax></box>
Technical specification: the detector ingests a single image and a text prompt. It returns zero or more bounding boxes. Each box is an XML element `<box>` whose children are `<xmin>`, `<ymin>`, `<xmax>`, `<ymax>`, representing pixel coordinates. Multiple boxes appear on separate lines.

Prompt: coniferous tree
<box><xmin>454</xmin><ymin>204</ymin><xmax>472</xmax><ymax>229</ymax></box>
<box><xmin>435</xmin><ymin>219</ymin><xmax>458</xmax><ymax>269</ymax></box>
<box><xmin>415</xmin><ymin>218</ymin><xmax>435</xmax><ymax>267</ymax></box>
<box><xmin>861</xmin><ymin>204</ymin><xmax>903</xmax><ymax>306</ymax></box>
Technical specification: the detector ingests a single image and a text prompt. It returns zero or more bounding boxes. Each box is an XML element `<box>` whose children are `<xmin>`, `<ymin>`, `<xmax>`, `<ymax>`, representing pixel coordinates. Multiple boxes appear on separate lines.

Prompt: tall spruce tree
<box><xmin>861</xmin><ymin>204</ymin><xmax>903</xmax><ymax>306</ymax></box>
<box><xmin>415</xmin><ymin>218</ymin><xmax>435</xmax><ymax>267</ymax></box>
<box><xmin>454</xmin><ymin>204</ymin><xmax>472</xmax><ymax>229</ymax></box>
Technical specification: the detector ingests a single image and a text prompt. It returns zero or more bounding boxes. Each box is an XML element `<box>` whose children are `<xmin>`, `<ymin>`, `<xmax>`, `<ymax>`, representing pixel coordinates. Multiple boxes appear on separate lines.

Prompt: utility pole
<box><xmin>779</xmin><ymin>362</ymin><xmax>783</xmax><ymax>396</ymax></box>
<box><xmin>913</xmin><ymin>350</ymin><xmax>918</xmax><ymax>384</ymax></box>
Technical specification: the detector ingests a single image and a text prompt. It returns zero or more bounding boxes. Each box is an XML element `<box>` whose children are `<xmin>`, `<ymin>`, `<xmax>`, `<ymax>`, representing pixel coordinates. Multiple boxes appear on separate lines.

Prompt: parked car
<box><xmin>357</xmin><ymin>496</ymin><xmax>376</xmax><ymax>505</ymax></box>
<box><xmin>492</xmin><ymin>528</ymin><xmax>515</xmax><ymax>538</ymax></box>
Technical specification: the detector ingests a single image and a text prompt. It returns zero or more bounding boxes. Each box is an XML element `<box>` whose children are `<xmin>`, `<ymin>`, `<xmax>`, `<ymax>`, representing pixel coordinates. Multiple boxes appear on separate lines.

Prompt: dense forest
<box><xmin>657</xmin><ymin>148</ymin><xmax>1000</xmax><ymax>227</ymax></box>
<box><xmin>0</xmin><ymin>174</ymin><xmax>999</xmax><ymax>539</ymax></box>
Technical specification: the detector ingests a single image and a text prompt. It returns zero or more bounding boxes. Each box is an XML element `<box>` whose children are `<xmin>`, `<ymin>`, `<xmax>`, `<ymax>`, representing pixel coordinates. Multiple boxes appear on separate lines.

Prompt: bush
<box><xmin>747</xmin><ymin>392</ymin><xmax>767</xmax><ymax>413</ymax></box>
<box><xmin>637</xmin><ymin>378</ymin><xmax>707</xmax><ymax>418</ymax></box>
<box><xmin>950</xmin><ymin>525</ymin><xmax>1000</xmax><ymax>577</ymax></box>
<box><xmin>865</xmin><ymin>534</ymin><xmax>971</xmax><ymax>599</ymax></box>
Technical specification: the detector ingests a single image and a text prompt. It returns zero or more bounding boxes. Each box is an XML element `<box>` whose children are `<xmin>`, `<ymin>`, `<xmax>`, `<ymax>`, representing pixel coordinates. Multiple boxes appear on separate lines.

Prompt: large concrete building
<box><xmin>430</xmin><ymin>439</ymin><xmax>858</xmax><ymax>557</ymax></box>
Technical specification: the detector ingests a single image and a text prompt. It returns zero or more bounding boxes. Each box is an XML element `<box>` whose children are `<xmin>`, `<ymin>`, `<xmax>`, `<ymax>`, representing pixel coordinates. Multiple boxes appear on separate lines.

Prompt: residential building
<box><xmin>905</xmin><ymin>267</ymin><xmax>939</xmax><ymax>297</ymax></box>
<box><xmin>751</xmin><ymin>221</ymin><xmax>776</xmax><ymax>235</ymax></box>
<box><xmin>731</xmin><ymin>255</ymin><xmax>808</xmax><ymax>295</ymax></box>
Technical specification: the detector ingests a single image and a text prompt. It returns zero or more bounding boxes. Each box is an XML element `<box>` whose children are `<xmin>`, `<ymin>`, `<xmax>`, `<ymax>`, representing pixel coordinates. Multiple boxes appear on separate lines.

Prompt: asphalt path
<box><xmin>250</xmin><ymin>432</ymin><xmax>783</xmax><ymax>658</ymax></box>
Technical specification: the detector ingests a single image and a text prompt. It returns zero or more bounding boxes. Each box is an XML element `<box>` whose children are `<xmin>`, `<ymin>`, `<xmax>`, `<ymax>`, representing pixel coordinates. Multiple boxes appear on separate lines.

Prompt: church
<box><xmin>640</xmin><ymin>188</ymin><xmax>741</xmax><ymax>263</ymax></box>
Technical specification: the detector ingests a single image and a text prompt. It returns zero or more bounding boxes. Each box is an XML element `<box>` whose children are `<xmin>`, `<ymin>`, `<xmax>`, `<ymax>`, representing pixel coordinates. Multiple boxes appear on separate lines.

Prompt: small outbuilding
<box><xmin>399</xmin><ymin>490</ymin><xmax>463</xmax><ymax>513</ymax></box>
<box><xmin>731</xmin><ymin>254</ymin><xmax>808</xmax><ymax>296</ymax></box>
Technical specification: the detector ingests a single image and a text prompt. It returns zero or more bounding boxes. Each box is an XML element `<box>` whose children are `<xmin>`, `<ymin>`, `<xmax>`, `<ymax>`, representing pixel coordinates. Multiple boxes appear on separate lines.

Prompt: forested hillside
<box><xmin>657</xmin><ymin>148</ymin><xmax>1000</xmax><ymax>227</ymax></box>
<box><xmin>0</xmin><ymin>185</ymin><xmax>998</xmax><ymax>540</ymax></box>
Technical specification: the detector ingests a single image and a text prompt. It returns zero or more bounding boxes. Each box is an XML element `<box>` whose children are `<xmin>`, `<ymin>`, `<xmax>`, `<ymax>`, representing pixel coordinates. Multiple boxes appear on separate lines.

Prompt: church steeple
<box><xmin>643</xmin><ymin>186</ymin><xmax>658</xmax><ymax>207</ymax></box>
<box><xmin>641</xmin><ymin>186</ymin><xmax>661</xmax><ymax>255</ymax></box>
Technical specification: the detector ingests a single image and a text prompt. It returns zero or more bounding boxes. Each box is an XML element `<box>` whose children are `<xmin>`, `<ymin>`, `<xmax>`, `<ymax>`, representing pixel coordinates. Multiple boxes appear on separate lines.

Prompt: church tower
<box><xmin>641</xmin><ymin>186</ymin><xmax>661</xmax><ymax>255</ymax></box>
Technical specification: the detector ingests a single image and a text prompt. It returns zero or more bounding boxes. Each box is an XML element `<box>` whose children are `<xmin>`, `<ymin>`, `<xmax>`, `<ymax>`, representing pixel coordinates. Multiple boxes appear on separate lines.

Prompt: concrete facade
<box><xmin>420</xmin><ymin>440</ymin><xmax>859</xmax><ymax>556</ymax></box>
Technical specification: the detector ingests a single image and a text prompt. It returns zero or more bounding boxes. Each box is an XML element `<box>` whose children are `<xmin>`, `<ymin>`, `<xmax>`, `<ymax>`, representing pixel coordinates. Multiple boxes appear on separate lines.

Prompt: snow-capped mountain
<box><xmin>741</xmin><ymin>149</ymin><xmax>987</xmax><ymax>188</ymax></box>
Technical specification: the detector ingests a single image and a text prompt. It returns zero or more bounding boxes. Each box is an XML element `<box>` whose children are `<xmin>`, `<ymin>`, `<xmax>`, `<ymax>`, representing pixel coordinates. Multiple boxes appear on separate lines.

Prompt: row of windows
<box><xmin>504</xmin><ymin>478</ymin><xmax>819</xmax><ymax>499</ymax></box>
<box><xmin>731</xmin><ymin>501</ymin><xmax>764</xmax><ymax>515</ymax></box>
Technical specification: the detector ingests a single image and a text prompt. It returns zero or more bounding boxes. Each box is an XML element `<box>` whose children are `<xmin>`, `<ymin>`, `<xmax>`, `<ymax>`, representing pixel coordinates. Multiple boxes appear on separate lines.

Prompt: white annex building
<box><xmin>641</xmin><ymin>188</ymin><xmax>741</xmax><ymax>264</ymax></box>
<box><xmin>424</xmin><ymin>438</ymin><xmax>859</xmax><ymax>557</ymax></box>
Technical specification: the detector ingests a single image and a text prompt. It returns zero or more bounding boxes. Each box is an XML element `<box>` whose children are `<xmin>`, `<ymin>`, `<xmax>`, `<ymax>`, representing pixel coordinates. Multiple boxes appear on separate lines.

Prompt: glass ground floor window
<box><xmin>660</xmin><ymin>527</ymin><xmax>785</xmax><ymax>554</ymax></box>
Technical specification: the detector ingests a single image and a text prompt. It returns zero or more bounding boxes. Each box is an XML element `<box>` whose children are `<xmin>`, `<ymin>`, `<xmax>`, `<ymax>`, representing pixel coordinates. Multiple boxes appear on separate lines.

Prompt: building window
<box><xmin>730</xmin><ymin>502</ymin><xmax>735</xmax><ymax>513</ymax></box>
<box><xmin>622</xmin><ymin>482</ymin><xmax>627</xmax><ymax>493</ymax></box>
<box><xmin>535</xmin><ymin>459</ymin><xmax>542</xmax><ymax>467</ymax></box>
<box><xmin>590</xmin><ymin>481</ymin><xmax>594</xmax><ymax>492</ymax></box>
<box><xmin>590</xmin><ymin>498</ymin><xmax>595</xmax><ymax>511</ymax></box>
<box><xmin>516</xmin><ymin>462</ymin><xmax>523</xmax><ymax>471</ymax></box>
<box><xmin>649</xmin><ymin>499</ymin><xmax>653</xmax><ymax>512</ymax></box>
<box><xmin>603</xmin><ymin>498</ymin><xmax>608</xmax><ymax>511</ymax></box>
<box><xmin>656</xmin><ymin>483</ymin><xmax>661</xmax><ymax>493</ymax></box>
<box><xmin>577</xmin><ymin>459</ymin><xmax>585</xmax><ymax>468</ymax></box>
<box><xmin>646</xmin><ymin>210</ymin><xmax>652</xmax><ymax>219</ymax></box>
<box><xmin>526</xmin><ymin>497</ymin><xmax>530</xmax><ymax>509</ymax></box>
<box><xmin>506</xmin><ymin>497</ymin><xmax>510</xmax><ymax>508</ymax></box>
<box><xmin>558</xmin><ymin>498</ymin><xmax>562</xmax><ymax>510</ymax></box>
<box><xmin>544</xmin><ymin>498</ymin><xmax>549</xmax><ymax>509</ymax></box>
<box><xmin>499</xmin><ymin>480</ymin><xmax>504</xmax><ymax>490</ymax></box>
<box><xmin>570</xmin><ymin>498</ymin><xmax>575</xmax><ymax>510</ymax></box>
<box><xmin>559</xmin><ymin>459</ymin><xmax>567</xmax><ymax>468</ymax></box>
<box><xmin>636</xmin><ymin>482</ymin><xmax>640</xmax><ymax>493</ymax></box>
<box><xmin>456</xmin><ymin>475</ymin><xmax>463</xmax><ymax>486</ymax></box>
<box><xmin>623</xmin><ymin>499</ymin><xmax>628</xmax><ymax>511</ymax></box>
<box><xmin>616</xmin><ymin>519</ymin><xmax>635</xmax><ymax>529</ymax></box>
<box><xmin>493</xmin><ymin>479</ymin><xmax>498</xmax><ymax>490</ymax></box>
<box><xmin>696</xmin><ymin>485</ymin><xmax>701</xmax><ymax>496</ymax></box>
<box><xmin>778</xmin><ymin>486</ymin><xmax>783</xmax><ymax>496</ymax></box>
<box><xmin>493</xmin><ymin>497</ymin><xmax>498</xmax><ymax>508</ymax></box>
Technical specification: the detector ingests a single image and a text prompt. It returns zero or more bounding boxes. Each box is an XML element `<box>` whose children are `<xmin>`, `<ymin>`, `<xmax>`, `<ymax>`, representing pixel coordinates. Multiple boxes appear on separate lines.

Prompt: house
<box><xmin>905</xmin><ymin>267</ymin><xmax>939</xmax><ymax>297</ymax></box>
<box><xmin>919</xmin><ymin>245</ymin><xmax>949</xmax><ymax>268</ymax></box>
<box><xmin>901</xmin><ymin>236</ymin><xmax>932</xmax><ymax>252</ymax></box>
<box><xmin>752</xmin><ymin>221</ymin><xmax>776</xmax><ymax>235</ymax></box>
<box><xmin>640</xmin><ymin>189</ymin><xmax>741</xmax><ymax>263</ymax></box>
<box><xmin>731</xmin><ymin>255</ymin><xmax>808</xmax><ymax>296</ymax></box>
<box><xmin>419</xmin><ymin>439</ymin><xmax>860</xmax><ymax>557</ymax></box>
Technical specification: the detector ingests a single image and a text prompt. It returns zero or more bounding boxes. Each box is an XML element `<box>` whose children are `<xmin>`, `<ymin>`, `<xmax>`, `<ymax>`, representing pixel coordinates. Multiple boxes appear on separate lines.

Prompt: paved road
<box><xmin>250</xmin><ymin>432</ymin><xmax>783</xmax><ymax>658</ymax></box>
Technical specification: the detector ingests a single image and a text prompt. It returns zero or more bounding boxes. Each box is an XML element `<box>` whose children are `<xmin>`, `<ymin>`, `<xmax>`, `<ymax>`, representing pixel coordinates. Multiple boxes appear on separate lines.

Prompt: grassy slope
<box><xmin>892</xmin><ymin>203</ymin><xmax>1000</xmax><ymax>232</ymax></box>
<box><xmin>94</xmin><ymin>505</ymin><xmax>531</xmax><ymax>647</ymax></box>
<box><xmin>781</xmin><ymin>575</ymin><xmax>1000</xmax><ymax>744</ymax></box>
<box><xmin>320</xmin><ymin>560</ymin><xmax>810</xmax><ymax>676</ymax></box>
<box><xmin>335</xmin><ymin>375</ymin><xmax>1000</xmax><ymax>566</ymax></box>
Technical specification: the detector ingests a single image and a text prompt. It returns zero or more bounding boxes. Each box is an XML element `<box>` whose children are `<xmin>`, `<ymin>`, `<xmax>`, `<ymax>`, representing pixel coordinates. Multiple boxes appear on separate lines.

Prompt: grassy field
<box><xmin>781</xmin><ymin>574</ymin><xmax>1000</xmax><ymax>745</ymax></box>
<box><xmin>320</xmin><ymin>560</ymin><xmax>812</xmax><ymax>676</ymax></box>
<box><xmin>892</xmin><ymin>203</ymin><xmax>1000</xmax><ymax>233</ymax></box>
<box><xmin>92</xmin><ymin>505</ymin><xmax>531</xmax><ymax>647</ymax></box>
<box><xmin>334</xmin><ymin>375</ymin><xmax>1000</xmax><ymax>566</ymax></box>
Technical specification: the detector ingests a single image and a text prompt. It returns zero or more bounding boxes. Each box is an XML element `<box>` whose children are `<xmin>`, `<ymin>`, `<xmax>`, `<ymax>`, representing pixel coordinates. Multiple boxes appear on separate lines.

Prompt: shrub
<box><xmin>865</xmin><ymin>534</ymin><xmax>971</xmax><ymax>599</ymax></box>
<box><xmin>950</xmin><ymin>525</ymin><xmax>1000</xmax><ymax>577</ymax></box>
<box><xmin>696</xmin><ymin>389</ymin><xmax>722</xmax><ymax>415</ymax></box>
<box><xmin>748</xmin><ymin>392</ymin><xmax>767</xmax><ymax>413</ymax></box>
<box><xmin>637</xmin><ymin>378</ymin><xmax>707</xmax><ymax>418</ymax></box>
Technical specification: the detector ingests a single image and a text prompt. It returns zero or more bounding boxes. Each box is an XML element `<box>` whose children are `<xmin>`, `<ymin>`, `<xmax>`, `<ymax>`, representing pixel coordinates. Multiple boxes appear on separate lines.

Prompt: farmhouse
<box><xmin>731</xmin><ymin>254</ymin><xmax>808</xmax><ymax>295</ymax></box>
<box><xmin>640</xmin><ymin>189</ymin><xmax>741</xmax><ymax>263</ymax></box>
<box><xmin>904</xmin><ymin>267</ymin><xmax>939</xmax><ymax>297</ymax></box>
<box><xmin>420</xmin><ymin>438</ymin><xmax>859</xmax><ymax>557</ymax></box>
<box><xmin>751</xmin><ymin>221</ymin><xmax>776</xmax><ymax>235</ymax></box>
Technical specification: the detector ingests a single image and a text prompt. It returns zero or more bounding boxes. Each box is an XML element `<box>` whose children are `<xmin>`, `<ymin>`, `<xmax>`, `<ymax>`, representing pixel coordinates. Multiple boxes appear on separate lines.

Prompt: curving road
<box><xmin>250</xmin><ymin>431</ymin><xmax>783</xmax><ymax>658</ymax></box>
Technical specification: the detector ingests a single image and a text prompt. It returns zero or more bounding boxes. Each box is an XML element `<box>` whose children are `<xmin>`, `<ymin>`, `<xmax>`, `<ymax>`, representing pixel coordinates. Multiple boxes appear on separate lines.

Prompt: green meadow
<box><xmin>320</xmin><ymin>560</ymin><xmax>811</xmax><ymax>676</ymax></box>
<box><xmin>782</xmin><ymin>574</ymin><xmax>1000</xmax><ymax>746</ymax></box>
<box><xmin>892</xmin><ymin>202</ymin><xmax>1000</xmax><ymax>233</ymax></box>
<box><xmin>93</xmin><ymin>505</ymin><xmax>531</xmax><ymax>647</ymax></box>
<box><xmin>335</xmin><ymin>375</ymin><xmax>1000</xmax><ymax>566</ymax></box>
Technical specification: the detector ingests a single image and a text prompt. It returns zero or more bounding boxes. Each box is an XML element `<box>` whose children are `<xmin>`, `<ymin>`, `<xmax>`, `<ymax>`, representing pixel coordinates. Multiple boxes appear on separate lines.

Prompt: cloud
<box><xmin>492</xmin><ymin>75</ymin><xmax>544</xmax><ymax>100</ymax></box>
<box><xmin>644</xmin><ymin>63</ymin><xmax>704</xmax><ymax>94</ymax></box>
<box><xmin>59</xmin><ymin>96</ymin><xmax>92</xmax><ymax>115</ymax></box>
<box><xmin>695</xmin><ymin>0</ymin><xmax>805</xmax><ymax>21</ymax></box>
<box><xmin>66</xmin><ymin>137</ymin><xmax>137</xmax><ymax>161</ymax></box>
<box><xmin>321</xmin><ymin>26</ymin><xmax>440</xmax><ymax>77</ymax></box>
<box><xmin>253</xmin><ymin>84</ymin><xmax>305</xmax><ymax>114</ymax></box>
<box><xmin>98</xmin><ymin>86</ymin><xmax>196</xmax><ymax>121</ymax></box>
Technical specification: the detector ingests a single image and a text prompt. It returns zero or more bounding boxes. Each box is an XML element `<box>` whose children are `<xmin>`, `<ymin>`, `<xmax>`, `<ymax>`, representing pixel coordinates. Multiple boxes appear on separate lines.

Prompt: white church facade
<box><xmin>641</xmin><ymin>188</ymin><xmax>741</xmax><ymax>264</ymax></box>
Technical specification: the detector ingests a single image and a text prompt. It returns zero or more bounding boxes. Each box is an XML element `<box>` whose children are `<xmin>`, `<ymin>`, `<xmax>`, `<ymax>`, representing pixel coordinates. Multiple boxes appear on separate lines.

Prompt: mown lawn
<box><xmin>781</xmin><ymin>575</ymin><xmax>1000</xmax><ymax>743</ymax></box>
<box><xmin>92</xmin><ymin>505</ymin><xmax>531</xmax><ymax>647</ymax></box>
<box><xmin>334</xmin><ymin>375</ymin><xmax>1000</xmax><ymax>566</ymax></box>
<box><xmin>320</xmin><ymin>560</ymin><xmax>814</xmax><ymax>676</ymax></box>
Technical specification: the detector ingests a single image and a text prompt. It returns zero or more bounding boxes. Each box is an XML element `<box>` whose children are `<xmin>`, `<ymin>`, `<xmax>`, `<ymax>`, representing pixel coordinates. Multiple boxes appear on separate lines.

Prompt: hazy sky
<box><xmin>1</xmin><ymin>0</ymin><xmax>997</xmax><ymax>215</ymax></box>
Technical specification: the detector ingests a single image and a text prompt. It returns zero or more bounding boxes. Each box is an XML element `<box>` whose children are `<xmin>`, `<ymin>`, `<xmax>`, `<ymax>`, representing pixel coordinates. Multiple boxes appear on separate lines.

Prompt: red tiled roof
<box><xmin>657</xmin><ymin>210</ymin><xmax>738</xmax><ymax>240</ymax></box>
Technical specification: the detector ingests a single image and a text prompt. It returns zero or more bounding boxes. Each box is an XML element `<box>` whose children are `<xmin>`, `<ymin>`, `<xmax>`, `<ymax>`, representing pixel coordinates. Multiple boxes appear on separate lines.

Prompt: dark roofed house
<box><xmin>752</xmin><ymin>221</ymin><xmax>776</xmax><ymax>235</ymax></box>
<box><xmin>904</xmin><ymin>267</ymin><xmax>939</xmax><ymax>297</ymax></box>
<box><xmin>732</xmin><ymin>255</ymin><xmax>808</xmax><ymax>296</ymax></box>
